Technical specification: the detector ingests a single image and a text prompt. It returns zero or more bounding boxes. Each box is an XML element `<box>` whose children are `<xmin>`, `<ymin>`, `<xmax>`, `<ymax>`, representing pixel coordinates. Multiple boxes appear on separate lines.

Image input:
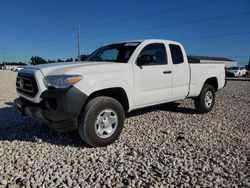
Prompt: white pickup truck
<box><xmin>14</xmin><ymin>39</ymin><xmax>226</xmax><ymax>146</ymax></box>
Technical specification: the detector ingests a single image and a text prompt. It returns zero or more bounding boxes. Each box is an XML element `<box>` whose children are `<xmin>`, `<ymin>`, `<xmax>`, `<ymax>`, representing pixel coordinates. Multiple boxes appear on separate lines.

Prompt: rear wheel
<box><xmin>194</xmin><ymin>84</ymin><xmax>215</xmax><ymax>114</ymax></box>
<box><xmin>78</xmin><ymin>96</ymin><xmax>125</xmax><ymax>147</ymax></box>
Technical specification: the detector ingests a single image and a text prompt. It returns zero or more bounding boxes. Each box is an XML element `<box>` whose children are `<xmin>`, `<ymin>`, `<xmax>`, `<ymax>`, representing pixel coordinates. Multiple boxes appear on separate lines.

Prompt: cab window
<box><xmin>137</xmin><ymin>43</ymin><xmax>167</xmax><ymax>65</ymax></box>
<box><xmin>169</xmin><ymin>44</ymin><xmax>184</xmax><ymax>64</ymax></box>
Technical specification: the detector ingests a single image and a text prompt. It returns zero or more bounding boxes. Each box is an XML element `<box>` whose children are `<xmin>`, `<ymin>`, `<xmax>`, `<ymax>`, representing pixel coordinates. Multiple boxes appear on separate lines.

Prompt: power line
<box><xmin>178</xmin><ymin>31</ymin><xmax>250</xmax><ymax>41</ymax></box>
<box><xmin>36</xmin><ymin>31</ymin><xmax>250</xmax><ymax>60</ymax></box>
<box><xmin>82</xmin><ymin>11</ymin><xmax>250</xmax><ymax>38</ymax></box>
<box><xmin>7</xmin><ymin>12</ymin><xmax>250</xmax><ymax>54</ymax></box>
<box><xmin>2</xmin><ymin>0</ymin><xmax>216</xmax><ymax>51</ymax></box>
<box><xmin>38</xmin><ymin>46</ymin><xmax>77</xmax><ymax>56</ymax></box>
<box><xmin>4</xmin><ymin>7</ymin><xmax>249</xmax><ymax>61</ymax></box>
<box><xmin>83</xmin><ymin>31</ymin><xmax>250</xmax><ymax>49</ymax></box>
<box><xmin>5</xmin><ymin>28</ymin><xmax>76</xmax><ymax>49</ymax></box>
<box><xmin>7</xmin><ymin>37</ymin><xmax>76</xmax><ymax>54</ymax></box>
<box><xmin>9</xmin><ymin>46</ymin><xmax>77</xmax><ymax>60</ymax></box>
<box><xmin>32</xmin><ymin>37</ymin><xmax>76</xmax><ymax>51</ymax></box>
<box><xmin>80</xmin><ymin>0</ymin><xmax>217</xmax><ymax>29</ymax></box>
<box><xmin>7</xmin><ymin>31</ymin><xmax>250</xmax><ymax>61</ymax></box>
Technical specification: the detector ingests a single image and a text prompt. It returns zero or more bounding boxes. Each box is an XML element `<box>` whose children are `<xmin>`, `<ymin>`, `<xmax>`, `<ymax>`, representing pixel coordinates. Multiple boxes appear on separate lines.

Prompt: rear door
<box><xmin>133</xmin><ymin>43</ymin><xmax>173</xmax><ymax>107</ymax></box>
<box><xmin>169</xmin><ymin>44</ymin><xmax>190</xmax><ymax>99</ymax></box>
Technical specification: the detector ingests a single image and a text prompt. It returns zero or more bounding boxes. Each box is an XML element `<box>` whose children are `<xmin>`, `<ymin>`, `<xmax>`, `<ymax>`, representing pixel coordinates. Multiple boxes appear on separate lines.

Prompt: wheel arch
<box><xmin>84</xmin><ymin>87</ymin><xmax>130</xmax><ymax>112</ymax></box>
<box><xmin>203</xmin><ymin>77</ymin><xmax>218</xmax><ymax>92</ymax></box>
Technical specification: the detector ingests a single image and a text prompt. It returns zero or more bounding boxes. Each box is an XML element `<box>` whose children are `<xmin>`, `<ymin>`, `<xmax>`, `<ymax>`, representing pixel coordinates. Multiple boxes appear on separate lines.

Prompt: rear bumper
<box><xmin>14</xmin><ymin>86</ymin><xmax>88</xmax><ymax>132</ymax></box>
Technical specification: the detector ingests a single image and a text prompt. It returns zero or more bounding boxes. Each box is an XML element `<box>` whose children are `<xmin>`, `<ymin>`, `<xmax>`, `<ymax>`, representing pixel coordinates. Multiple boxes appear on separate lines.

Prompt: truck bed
<box><xmin>188</xmin><ymin>63</ymin><xmax>225</xmax><ymax>97</ymax></box>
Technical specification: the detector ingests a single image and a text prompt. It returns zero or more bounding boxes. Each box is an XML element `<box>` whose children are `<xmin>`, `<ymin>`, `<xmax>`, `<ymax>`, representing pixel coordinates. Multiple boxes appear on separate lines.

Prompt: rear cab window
<box><xmin>169</xmin><ymin>44</ymin><xmax>184</xmax><ymax>64</ymax></box>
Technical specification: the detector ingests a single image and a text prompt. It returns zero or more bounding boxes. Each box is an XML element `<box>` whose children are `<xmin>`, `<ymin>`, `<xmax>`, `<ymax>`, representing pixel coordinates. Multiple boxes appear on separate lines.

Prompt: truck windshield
<box><xmin>86</xmin><ymin>42</ymin><xmax>140</xmax><ymax>63</ymax></box>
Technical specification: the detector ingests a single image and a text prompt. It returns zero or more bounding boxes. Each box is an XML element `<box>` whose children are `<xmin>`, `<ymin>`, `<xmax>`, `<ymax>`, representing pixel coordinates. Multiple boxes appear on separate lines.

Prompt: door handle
<box><xmin>163</xmin><ymin>70</ymin><xmax>172</xmax><ymax>74</ymax></box>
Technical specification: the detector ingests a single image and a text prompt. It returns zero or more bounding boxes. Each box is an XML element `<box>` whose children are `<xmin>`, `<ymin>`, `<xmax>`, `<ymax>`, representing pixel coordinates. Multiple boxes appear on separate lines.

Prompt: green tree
<box><xmin>30</xmin><ymin>56</ymin><xmax>47</xmax><ymax>65</ymax></box>
<box><xmin>57</xmin><ymin>59</ymin><xmax>64</xmax><ymax>62</ymax></box>
<box><xmin>80</xmin><ymin>54</ymin><xmax>89</xmax><ymax>61</ymax></box>
<box><xmin>65</xmin><ymin>58</ymin><xmax>73</xmax><ymax>62</ymax></box>
<box><xmin>48</xmin><ymin>59</ymin><xmax>56</xmax><ymax>63</ymax></box>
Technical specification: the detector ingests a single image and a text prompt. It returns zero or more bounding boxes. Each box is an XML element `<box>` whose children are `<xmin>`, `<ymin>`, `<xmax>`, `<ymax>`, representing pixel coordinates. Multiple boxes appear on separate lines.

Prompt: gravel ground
<box><xmin>0</xmin><ymin>70</ymin><xmax>249</xmax><ymax>187</ymax></box>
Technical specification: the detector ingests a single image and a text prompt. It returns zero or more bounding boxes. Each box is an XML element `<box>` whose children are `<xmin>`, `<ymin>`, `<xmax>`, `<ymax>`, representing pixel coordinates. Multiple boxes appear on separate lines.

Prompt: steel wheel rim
<box><xmin>205</xmin><ymin>90</ymin><xmax>213</xmax><ymax>108</ymax></box>
<box><xmin>95</xmin><ymin>108</ymin><xmax>118</xmax><ymax>138</ymax></box>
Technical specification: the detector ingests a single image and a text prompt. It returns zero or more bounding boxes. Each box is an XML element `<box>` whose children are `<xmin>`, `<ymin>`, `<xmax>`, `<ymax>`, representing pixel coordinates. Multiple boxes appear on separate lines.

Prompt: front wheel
<box><xmin>78</xmin><ymin>96</ymin><xmax>125</xmax><ymax>147</ymax></box>
<box><xmin>194</xmin><ymin>84</ymin><xmax>215</xmax><ymax>114</ymax></box>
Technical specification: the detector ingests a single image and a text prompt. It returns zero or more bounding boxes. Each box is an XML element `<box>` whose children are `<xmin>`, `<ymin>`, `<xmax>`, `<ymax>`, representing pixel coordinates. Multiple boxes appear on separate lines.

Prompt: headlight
<box><xmin>44</xmin><ymin>75</ymin><xmax>82</xmax><ymax>88</ymax></box>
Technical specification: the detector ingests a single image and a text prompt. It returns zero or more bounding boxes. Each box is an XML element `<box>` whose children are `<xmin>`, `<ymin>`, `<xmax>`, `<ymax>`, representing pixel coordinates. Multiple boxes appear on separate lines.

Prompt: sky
<box><xmin>0</xmin><ymin>0</ymin><xmax>249</xmax><ymax>65</ymax></box>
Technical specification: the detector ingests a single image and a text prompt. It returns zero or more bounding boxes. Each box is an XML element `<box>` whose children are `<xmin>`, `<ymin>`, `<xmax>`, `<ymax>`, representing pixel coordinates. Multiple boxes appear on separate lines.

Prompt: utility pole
<box><xmin>77</xmin><ymin>23</ymin><xmax>81</xmax><ymax>61</ymax></box>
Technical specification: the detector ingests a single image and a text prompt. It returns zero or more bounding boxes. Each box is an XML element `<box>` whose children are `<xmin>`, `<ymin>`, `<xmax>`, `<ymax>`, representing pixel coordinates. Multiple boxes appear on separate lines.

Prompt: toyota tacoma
<box><xmin>14</xmin><ymin>39</ymin><xmax>226</xmax><ymax>146</ymax></box>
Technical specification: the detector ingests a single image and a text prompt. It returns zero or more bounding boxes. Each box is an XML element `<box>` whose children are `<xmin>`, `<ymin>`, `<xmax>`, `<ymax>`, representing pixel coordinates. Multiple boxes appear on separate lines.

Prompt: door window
<box><xmin>137</xmin><ymin>43</ymin><xmax>167</xmax><ymax>65</ymax></box>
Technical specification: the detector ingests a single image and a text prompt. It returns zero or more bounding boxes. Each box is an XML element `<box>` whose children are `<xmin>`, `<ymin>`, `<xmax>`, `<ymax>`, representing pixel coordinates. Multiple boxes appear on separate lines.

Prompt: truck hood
<box><xmin>23</xmin><ymin>61</ymin><xmax>129</xmax><ymax>76</ymax></box>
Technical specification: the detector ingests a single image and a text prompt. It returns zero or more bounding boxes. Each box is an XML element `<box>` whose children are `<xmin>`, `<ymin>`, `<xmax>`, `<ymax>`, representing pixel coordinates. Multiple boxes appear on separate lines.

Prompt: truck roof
<box><xmin>126</xmin><ymin>39</ymin><xmax>179</xmax><ymax>44</ymax></box>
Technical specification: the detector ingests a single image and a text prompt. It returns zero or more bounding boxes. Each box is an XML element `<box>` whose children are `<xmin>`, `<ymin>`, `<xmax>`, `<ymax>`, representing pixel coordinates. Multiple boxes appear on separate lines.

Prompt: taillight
<box><xmin>224</xmin><ymin>67</ymin><xmax>227</xmax><ymax>77</ymax></box>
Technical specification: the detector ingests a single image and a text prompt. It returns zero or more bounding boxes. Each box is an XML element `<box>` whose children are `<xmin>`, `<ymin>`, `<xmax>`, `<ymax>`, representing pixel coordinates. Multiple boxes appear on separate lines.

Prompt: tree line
<box><xmin>0</xmin><ymin>62</ymin><xmax>27</xmax><ymax>66</ymax></box>
<box><xmin>30</xmin><ymin>54</ymin><xmax>89</xmax><ymax>65</ymax></box>
<box><xmin>0</xmin><ymin>54</ymin><xmax>90</xmax><ymax>67</ymax></box>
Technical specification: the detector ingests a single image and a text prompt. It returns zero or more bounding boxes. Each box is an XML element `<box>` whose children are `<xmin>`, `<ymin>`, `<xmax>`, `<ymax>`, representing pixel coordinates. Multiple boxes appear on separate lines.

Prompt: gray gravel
<box><xmin>0</xmin><ymin>70</ymin><xmax>249</xmax><ymax>187</ymax></box>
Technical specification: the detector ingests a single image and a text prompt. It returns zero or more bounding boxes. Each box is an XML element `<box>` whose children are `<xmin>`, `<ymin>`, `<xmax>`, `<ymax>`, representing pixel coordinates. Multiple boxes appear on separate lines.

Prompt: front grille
<box><xmin>16</xmin><ymin>72</ymin><xmax>38</xmax><ymax>97</ymax></box>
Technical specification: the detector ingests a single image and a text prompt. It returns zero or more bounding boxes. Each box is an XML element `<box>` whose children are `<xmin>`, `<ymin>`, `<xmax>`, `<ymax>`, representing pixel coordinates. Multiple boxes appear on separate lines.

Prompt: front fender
<box><xmin>74</xmin><ymin>79</ymin><xmax>134</xmax><ymax>111</ymax></box>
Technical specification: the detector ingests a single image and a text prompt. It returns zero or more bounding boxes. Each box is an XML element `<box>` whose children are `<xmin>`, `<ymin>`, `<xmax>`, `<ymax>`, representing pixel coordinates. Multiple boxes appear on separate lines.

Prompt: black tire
<box><xmin>78</xmin><ymin>96</ymin><xmax>125</xmax><ymax>147</ymax></box>
<box><xmin>194</xmin><ymin>84</ymin><xmax>215</xmax><ymax>114</ymax></box>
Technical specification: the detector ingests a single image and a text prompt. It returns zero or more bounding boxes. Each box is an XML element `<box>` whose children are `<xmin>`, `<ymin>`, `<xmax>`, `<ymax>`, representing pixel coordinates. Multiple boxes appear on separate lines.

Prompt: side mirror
<box><xmin>136</xmin><ymin>55</ymin><xmax>156</xmax><ymax>66</ymax></box>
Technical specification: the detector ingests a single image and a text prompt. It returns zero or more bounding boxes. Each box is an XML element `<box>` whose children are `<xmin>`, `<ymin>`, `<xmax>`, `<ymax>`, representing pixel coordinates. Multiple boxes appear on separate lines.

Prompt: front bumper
<box><xmin>14</xmin><ymin>86</ymin><xmax>87</xmax><ymax>132</ymax></box>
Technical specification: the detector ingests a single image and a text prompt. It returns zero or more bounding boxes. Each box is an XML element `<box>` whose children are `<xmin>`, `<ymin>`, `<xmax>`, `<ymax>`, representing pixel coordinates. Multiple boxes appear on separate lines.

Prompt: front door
<box><xmin>133</xmin><ymin>43</ymin><xmax>173</xmax><ymax>108</ymax></box>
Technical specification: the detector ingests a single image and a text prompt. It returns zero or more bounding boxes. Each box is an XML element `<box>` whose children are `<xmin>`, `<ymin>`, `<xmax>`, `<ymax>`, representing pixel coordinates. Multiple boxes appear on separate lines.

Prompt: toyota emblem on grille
<box><xmin>19</xmin><ymin>78</ymin><xmax>24</xmax><ymax>88</ymax></box>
